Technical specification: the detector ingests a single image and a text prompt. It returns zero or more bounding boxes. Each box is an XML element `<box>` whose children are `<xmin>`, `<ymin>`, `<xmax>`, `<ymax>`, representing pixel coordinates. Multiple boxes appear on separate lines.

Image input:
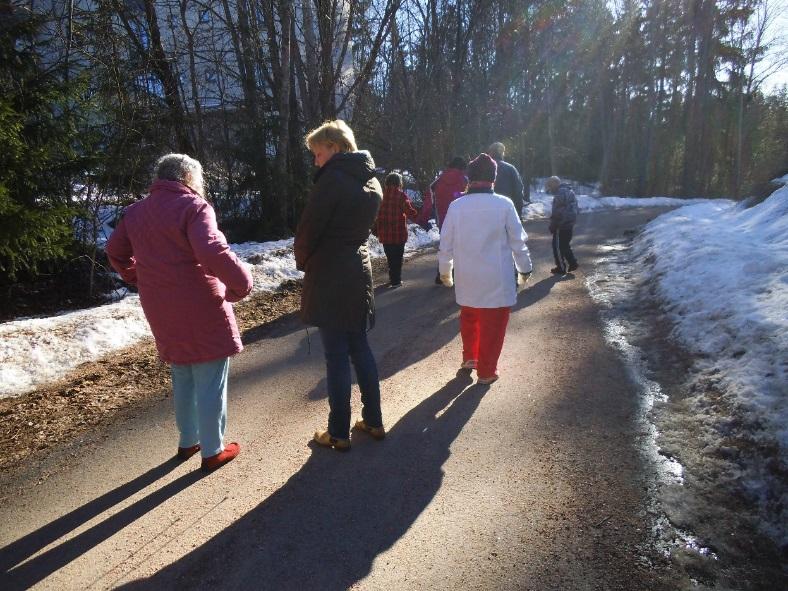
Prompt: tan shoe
<box><xmin>313</xmin><ymin>430</ymin><xmax>350</xmax><ymax>451</ymax></box>
<box><xmin>353</xmin><ymin>419</ymin><xmax>386</xmax><ymax>440</ymax></box>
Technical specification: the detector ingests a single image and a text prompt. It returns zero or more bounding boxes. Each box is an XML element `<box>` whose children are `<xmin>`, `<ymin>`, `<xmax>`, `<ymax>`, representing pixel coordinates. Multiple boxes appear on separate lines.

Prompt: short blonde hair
<box><xmin>305</xmin><ymin>119</ymin><xmax>357</xmax><ymax>152</ymax></box>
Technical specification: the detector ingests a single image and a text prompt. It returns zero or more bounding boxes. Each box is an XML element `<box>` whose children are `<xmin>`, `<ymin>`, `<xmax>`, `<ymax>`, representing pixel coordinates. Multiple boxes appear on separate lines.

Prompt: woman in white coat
<box><xmin>438</xmin><ymin>153</ymin><xmax>533</xmax><ymax>384</ymax></box>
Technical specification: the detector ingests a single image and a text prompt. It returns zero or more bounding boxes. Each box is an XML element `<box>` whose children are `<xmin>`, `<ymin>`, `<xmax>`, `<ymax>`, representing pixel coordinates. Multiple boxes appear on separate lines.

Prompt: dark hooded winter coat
<box><xmin>294</xmin><ymin>151</ymin><xmax>383</xmax><ymax>331</ymax></box>
<box><xmin>492</xmin><ymin>159</ymin><xmax>526</xmax><ymax>216</ymax></box>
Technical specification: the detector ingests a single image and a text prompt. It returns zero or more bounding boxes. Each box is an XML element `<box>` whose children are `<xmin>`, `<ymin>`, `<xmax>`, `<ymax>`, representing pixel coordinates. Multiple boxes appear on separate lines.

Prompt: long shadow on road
<box><xmin>1</xmin><ymin>463</ymin><xmax>205</xmax><ymax>590</ymax></box>
<box><xmin>119</xmin><ymin>372</ymin><xmax>484</xmax><ymax>590</ymax></box>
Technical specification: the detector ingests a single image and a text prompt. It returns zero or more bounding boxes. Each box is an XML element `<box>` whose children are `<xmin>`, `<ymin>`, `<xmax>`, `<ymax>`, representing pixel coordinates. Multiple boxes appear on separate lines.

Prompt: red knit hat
<box><xmin>467</xmin><ymin>153</ymin><xmax>497</xmax><ymax>182</ymax></box>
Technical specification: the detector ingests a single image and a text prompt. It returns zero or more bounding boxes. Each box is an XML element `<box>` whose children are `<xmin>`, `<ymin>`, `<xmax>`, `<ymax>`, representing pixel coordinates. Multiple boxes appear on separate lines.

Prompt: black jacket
<box><xmin>549</xmin><ymin>183</ymin><xmax>578</xmax><ymax>227</ymax></box>
<box><xmin>493</xmin><ymin>159</ymin><xmax>527</xmax><ymax>215</ymax></box>
<box><xmin>294</xmin><ymin>151</ymin><xmax>383</xmax><ymax>331</ymax></box>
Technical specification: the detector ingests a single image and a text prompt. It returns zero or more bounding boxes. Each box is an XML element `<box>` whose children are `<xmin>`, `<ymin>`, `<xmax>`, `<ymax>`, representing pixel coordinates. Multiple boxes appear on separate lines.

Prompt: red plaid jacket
<box><xmin>373</xmin><ymin>187</ymin><xmax>418</xmax><ymax>244</ymax></box>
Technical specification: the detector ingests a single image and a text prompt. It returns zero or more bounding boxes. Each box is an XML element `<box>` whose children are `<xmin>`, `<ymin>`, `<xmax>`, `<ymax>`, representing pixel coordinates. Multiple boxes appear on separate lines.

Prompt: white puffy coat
<box><xmin>438</xmin><ymin>191</ymin><xmax>533</xmax><ymax>308</ymax></box>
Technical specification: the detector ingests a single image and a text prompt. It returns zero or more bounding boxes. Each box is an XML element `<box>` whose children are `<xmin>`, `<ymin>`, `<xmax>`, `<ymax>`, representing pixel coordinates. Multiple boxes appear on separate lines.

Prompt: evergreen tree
<box><xmin>0</xmin><ymin>5</ymin><xmax>87</xmax><ymax>282</ymax></box>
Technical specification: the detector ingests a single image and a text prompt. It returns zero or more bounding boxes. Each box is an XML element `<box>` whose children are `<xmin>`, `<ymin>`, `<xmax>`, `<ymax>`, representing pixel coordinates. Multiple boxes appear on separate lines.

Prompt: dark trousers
<box><xmin>318</xmin><ymin>327</ymin><xmax>382</xmax><ymax>439</ymax></box>
<box><xmin>552</xmin><ymin>223</ymin><xmax>577</xmax><ymax>272</ymax></box>
<box><xmin>383</xmin><ymin>243</ymin><xmax>405</xmax><ymax>285</ymax></box>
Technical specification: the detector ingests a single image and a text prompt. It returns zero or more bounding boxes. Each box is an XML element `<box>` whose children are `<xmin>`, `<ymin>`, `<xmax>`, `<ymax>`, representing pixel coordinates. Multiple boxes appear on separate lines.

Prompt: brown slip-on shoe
<box><xmin>477</xmin><ymin>374</ymin><xmax>499</xmax><ymax>385</ymax></box>
<box><xmin>352</xmin><ymin>419</ymin><xmax>386</xmax><ymax>440</ymax></box>
<box><xmin>313</xmin><ymin>430</ymin><xmax>350</xmax><ymax>451</ymax></box>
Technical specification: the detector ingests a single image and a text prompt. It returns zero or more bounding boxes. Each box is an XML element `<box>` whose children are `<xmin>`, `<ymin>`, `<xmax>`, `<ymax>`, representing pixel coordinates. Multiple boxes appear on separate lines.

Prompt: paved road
<box><xmin>0</xmin><ymin>209</ymin><xmax>682</xmax><ymax>590</ymax></box>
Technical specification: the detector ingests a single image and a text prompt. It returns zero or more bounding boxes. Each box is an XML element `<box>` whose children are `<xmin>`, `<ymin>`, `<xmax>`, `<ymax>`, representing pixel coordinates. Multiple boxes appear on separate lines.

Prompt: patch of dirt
<box><xmin>0</xmin><ymin>258</ymin><xmax>390</xmax><ymax>474</ymax></box>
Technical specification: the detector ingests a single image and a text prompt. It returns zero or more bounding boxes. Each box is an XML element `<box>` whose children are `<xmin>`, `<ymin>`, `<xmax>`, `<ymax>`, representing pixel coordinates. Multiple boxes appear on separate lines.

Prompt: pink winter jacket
<box><xmin>106</xmin><ymin>179</ymin><xmax>253</xmax><ymax>365</ymax></box>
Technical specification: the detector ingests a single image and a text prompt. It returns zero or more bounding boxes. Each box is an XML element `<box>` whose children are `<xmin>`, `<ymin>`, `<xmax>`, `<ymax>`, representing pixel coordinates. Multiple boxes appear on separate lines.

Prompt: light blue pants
<box><xmin>171</xmin><ymin>357</ymin><xmax>229</xmax><ymax>458</ymax></box>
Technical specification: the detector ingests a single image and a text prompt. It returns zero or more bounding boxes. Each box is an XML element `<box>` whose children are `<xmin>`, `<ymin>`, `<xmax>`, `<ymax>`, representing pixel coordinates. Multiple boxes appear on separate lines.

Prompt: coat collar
<box><xmin>149</xmin><ymin>179</ymin><xmax>200</xmax><ymax>197</ymax></box>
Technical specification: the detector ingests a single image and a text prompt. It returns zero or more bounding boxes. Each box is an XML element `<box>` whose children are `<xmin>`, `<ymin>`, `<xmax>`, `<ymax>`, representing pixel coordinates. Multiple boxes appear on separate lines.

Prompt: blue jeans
<box><xmin>171</xmin><ymin>357</ymin><xmax>229</xmax><ymax>458</ymax></box>
<box><xmin>319</xmin><ymin>327</ymin><xmax>382</xmax><ymax>439</ymax></box>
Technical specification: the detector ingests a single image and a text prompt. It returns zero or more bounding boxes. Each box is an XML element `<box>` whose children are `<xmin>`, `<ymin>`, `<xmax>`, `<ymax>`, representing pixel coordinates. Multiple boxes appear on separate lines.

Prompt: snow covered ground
<box><xmin>0</xmin><ymin>224</ymin><xmax>439</xmax><ymax>398</ymax></box>
<box><xmin>522</xmin><ymin>186</ymin><xmax>710</xmax><ymax>220</ymax></box>
<box><xmin>638</xmin><ymin>181</ymin><xmax>787</xmax><ymax>546</ymax></box>
<box><xmin>637</xmin><ymin>187</ymin><xmax>787</xmax><ymax>449</ymax></box>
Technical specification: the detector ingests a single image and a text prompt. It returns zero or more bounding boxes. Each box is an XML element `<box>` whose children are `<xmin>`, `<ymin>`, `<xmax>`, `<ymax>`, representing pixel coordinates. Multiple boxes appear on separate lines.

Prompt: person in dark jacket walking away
<box><xmin>546</xmin><ymin>176</ymin><xmax>579</xmax><ymax>275</ymax></box>
<box><xmin>106</xmin><ymin>154</ymin><xmax>253</xmax><ymax>472</ymax></box>
<box><xmin>488</xmin><ymin>142</ymin><xmax>528</xmax><ymax>218</ymax></box>
<box><xmin>373</xmin><ymin>172</ymin><xmax>418</xmax><ymax>287</ymax></box>
<box><xmin>295</xmin><ymin>120</ymin><xmax>385</xmax><ymax>451</ymax></box>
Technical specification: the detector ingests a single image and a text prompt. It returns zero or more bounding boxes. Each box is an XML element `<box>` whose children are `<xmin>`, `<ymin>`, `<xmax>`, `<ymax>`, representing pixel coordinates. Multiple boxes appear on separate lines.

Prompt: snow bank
<box><xmin>230</xmin><ymin>223</ymin><xmax>440</xmax><ymax>294</ymax></box>
<box><xmin>523</xmin><ymin>188</ymin><xmax>711</xmax><ymax>220</ymax></box>
<box><xmin>231</xmin><ymin>239</ymin><xmax>303</xmax><ymax>292</ymax></box>
<box><xmin>0</xmin><ymin>296</ymin><xmax>150</xmax><ymax>397</ymax></box>
<box><xmin>637</xmin><ymin>188</ymin><xmax>788</xmax><ymax>446</ymax></box>
<box><xmin>0</xmin><ymin>224</ymin><xmax>439</xmax><ymax>398</ymax></box>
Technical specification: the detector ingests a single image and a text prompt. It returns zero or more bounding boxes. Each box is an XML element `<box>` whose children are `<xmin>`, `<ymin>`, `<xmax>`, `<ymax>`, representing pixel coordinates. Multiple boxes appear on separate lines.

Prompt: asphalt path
<box><xmin>0</xmin><ymin>208</ymin><xmax>683</xmax><ymax>590</ymax></box>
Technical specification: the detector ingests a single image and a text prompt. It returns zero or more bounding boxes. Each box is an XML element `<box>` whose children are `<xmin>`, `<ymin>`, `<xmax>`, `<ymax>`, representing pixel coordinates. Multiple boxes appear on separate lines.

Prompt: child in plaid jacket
<box><xmin>373</xmin><ymin>172</ymin><xmax>418</xmax><ymax>287</ymax></box>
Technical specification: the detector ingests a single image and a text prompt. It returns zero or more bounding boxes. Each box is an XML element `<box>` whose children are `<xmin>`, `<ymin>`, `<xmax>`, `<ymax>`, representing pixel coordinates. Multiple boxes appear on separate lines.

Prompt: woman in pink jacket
<box><xmin>106</xmin><ymin>154</ymin><xmax>253</xmax><ymax>472</ymax></box>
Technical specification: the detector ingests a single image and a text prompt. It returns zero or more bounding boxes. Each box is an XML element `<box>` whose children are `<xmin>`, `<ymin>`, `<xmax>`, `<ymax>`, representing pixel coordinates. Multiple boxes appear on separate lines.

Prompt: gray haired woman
<box><xmin>106</xmin><ymin>154</ymin><xmax>253</xmax><ymax>471</ymax></box>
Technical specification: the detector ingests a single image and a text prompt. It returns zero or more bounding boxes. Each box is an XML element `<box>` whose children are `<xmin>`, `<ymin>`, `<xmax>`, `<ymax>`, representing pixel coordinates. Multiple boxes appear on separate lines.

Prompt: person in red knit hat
<box><xmin>438</xmin><ymin>153</ymin><xmax>532</xmax><ymax>385</ymax></box>
<box><xmin>373</xmin><ymin>172</ymin><xmax>419</xmax><ymax>287</ymax></box>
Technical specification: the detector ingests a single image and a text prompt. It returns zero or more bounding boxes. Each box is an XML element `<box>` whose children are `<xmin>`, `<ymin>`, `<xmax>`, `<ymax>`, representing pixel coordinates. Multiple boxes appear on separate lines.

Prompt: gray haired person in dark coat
<box><xmin>546</xmin><ymin>176</ymin><xmax>579</xmax><ymax>275</ymax></box>
<box><xmin>487</xmin><ymin>142</ymin><xmax>528</xmax><ymax>219</ymax></box>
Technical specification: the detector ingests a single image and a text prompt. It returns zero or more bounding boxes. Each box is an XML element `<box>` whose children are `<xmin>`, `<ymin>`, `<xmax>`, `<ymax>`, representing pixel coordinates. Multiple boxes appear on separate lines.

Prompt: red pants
<box><xmin>459</xmin><ymin>306</ymin><xmax>511</xmax><ymax>379</ymax></box>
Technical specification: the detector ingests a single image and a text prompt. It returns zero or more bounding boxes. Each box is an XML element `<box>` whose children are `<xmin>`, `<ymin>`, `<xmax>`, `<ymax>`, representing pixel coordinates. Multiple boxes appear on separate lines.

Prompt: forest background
<box><xmin>1</xmin><ymin>0</ymin><xmax>787</xmax><ymax>311</ymax></box>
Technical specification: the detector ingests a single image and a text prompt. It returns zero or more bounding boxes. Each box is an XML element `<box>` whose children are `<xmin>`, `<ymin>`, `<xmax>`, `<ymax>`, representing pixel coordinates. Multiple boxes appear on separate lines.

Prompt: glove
<box><xmin>549</xmin><ymin>222</ymin><xmax>557</xmax><ymax>234</ymax></box>
<box><xmin>517</xmin><ymin>271</ymin><xmax>531</xmax><ymax>286</ymax></box>
<box><xmin>440</xmin><ymin>274</ymin><xmax>454</xmax><ymax>287</ymax></box>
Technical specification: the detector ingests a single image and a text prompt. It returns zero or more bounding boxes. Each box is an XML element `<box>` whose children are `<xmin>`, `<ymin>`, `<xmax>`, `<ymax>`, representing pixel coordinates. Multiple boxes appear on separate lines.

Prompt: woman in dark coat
<box><xmin>295</xmin><ymin>120</ymin><xmax>385</xmax><ymax>450</ymax></box>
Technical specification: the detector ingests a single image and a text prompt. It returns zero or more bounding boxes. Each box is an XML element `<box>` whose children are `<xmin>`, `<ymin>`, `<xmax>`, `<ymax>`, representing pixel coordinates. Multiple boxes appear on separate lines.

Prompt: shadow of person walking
<box><xmin>119</xmin><ymin>371</ymin><xmax>485</xmax><ymax>590</ymax></box>
<box><xmin>513</xmin><ymin>275</ymin><xmax>561</xmax><ymax>312</ymax></box>
<box><xmin>1</xmin><ymin>464</ymin><xmax>206</xmax><ymax>590</ymax></box>
<box><xmin>0</xmin><ymin>458</ymin><xmax>183</xmax><ymax>578</ymax></box>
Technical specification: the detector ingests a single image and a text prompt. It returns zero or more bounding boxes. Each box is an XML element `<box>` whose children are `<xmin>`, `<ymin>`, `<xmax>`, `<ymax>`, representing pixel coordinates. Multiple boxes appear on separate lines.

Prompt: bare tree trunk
<box><xmin>275</xmin><ymin>0</ymin><xmax>293</xmax><ymax>231</ymax></box>
<box><xmin>298</xmin><ymin>0</ymin><xmax>321</xmax><ymax>127</ymax></box>
<box><xmin>141</xmin><ymin>0</ymin><xmax>194</xmax><ymax>153</ymax></box>
<box><xmin>180</xmin><ymin>0</ymin><xmax>206</xmax><ymax>160</ymax></box>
